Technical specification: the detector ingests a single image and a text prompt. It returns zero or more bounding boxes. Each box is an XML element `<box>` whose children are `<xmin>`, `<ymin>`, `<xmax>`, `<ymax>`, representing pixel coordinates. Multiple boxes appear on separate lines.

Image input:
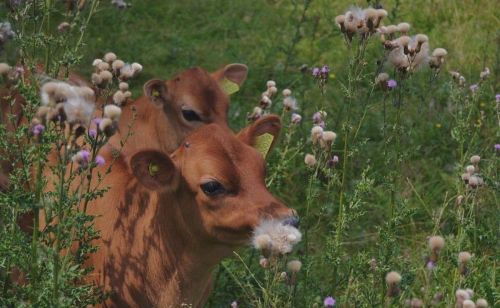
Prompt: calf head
<box><xmin>130</xmin><ymin>115</ymin><xmax>295</xmax><ymax>246</ymax></box>
<box><xmin>142</xmin><ymin>63</ymin><xmax>247</xmax><ymax>136</ymax></box>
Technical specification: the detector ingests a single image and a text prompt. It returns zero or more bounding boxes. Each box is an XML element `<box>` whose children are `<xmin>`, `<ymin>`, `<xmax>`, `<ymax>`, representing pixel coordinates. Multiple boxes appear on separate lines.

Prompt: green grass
<box><xmin>0</xmin><ymin>0</ymin><xmax>498</xmax><ymax>306</ymax></box>
<box><xmin>55</xmin><ymin>0</ymin><xmax>500</xmax><ymax>306</ymax></box>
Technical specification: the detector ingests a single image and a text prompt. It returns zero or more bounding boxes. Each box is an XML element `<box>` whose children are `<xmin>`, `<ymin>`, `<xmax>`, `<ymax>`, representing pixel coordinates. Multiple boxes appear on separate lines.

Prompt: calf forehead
<box><xmin>180</xmin><ymin>125</ymin><xmax>265</xmax><ymax>177</ymax></box>
<box><xmin>173</xmin><ymin>67</ymin><xmax>228</xmax><ymax>110</ymax></box>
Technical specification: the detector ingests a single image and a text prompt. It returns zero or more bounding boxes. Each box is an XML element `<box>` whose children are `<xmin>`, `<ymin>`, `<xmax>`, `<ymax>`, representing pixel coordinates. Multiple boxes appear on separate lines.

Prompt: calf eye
<box><xmin>182</xmin><ymin>109</ymin><xmax>202</xmax><ymax>122</ymax></box>
<box><xmin>200</xmin><ymin>181</ymin><xmax>226</xmax><ymax>196</ymax></box>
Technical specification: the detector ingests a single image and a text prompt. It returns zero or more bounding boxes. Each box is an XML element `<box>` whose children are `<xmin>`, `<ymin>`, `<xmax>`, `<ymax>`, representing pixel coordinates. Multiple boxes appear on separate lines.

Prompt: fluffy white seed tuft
<box><xmin>397</xmin><ymin>22</ymin><xmax>410</xmax><ymax>33</ymax></box>
<box><xmin>385</xmin><ymin>271</ymin><xmax>402</xmax><ymax>284</ymax></box>
<box><xmin>458</xmin><ymin>251</ymin><xmax>472</xmax><ymax>263</ymax></box>
<box><xmin>287</xmin><ymin>260</ymin><xmax>302</xmax><ymax>273</ymax></box>
<box><xmin>428</xmin><ymin>235</ymin><xmax>445</xmax><ymax>251</ymax></box>
<box><xmin>432</xmin><ymin>48</ymin><xmax>447</xmax><ymax>57</ymax></box>
<box><xmin>476</xmin><ymin>299</ymin><xmax>488</xmax><ymax>308</ymax></box>
<box><xmin>252</xmin><ymin>220</ymin><xmax>302</xmax><ymax>255</ymax></box>
<box><xmin>304</xmin><ymin>154</ymin><xmax>316</xmax><ymax>167</ymax></box>
<box><xmin>0</xmin><ymin>63</ymin><xmax>11</xmax><ymax>75</ymax></box>
<box><xmin>104</xmin><ymin>104</ymin><xmax>122</xmax><ymax>121</ymax></box>
<box><xmin>470</xmin><ymin>155</ymin><xmax>480</xmax><ymax>164</ymax></box>
<box><xmin>104</xmin><ymin>52</ymin><xmax>117</xmax><ymax>63</ymax></box>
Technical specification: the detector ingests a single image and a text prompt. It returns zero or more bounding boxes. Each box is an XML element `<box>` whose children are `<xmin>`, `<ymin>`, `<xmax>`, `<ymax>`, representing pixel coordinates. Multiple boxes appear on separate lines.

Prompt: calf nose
<box><xmin>282</xmin><ymin>215</ymin><xmax>300</xmax><ymax>228</ymax></box>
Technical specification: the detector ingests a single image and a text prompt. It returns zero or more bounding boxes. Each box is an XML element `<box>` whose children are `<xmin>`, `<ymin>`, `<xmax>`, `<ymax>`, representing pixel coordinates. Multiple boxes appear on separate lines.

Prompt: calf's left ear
<box><xmin>130</xmin><ymin>150</ymin><xmax>179</xmax><ymax>191</ymax></box>
<box><xmin>143</xmin><ymin>79</ymin><xmax>169</xmax><ymax>107</ymax></box>
<box><xmin>237</xmin><ymin>115</ymin><xmax>281</xmax><ymax>159</ymax></box>
<box><xmin>212</xmin><ymin>63</ymin><xmax>248</xmax><ymax>95</ymax></box>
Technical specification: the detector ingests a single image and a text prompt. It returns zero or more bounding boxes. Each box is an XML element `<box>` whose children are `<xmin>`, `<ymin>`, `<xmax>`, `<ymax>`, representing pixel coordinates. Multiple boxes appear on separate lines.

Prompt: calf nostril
<box><xmin>282</xmin><ymin>216</ymin><xmax>300</xmax><ymax>228</ymax></box>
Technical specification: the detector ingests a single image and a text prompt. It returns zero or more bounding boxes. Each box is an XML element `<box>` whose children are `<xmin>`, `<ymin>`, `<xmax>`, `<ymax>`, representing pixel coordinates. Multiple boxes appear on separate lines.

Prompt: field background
<box><xmin>70</xmin><ymin>0</ymin><xmax>500</xmax><ymax>306</ymax></box>
<box><xmin>0</xmin><ymin>0</ymin><xmax>498</xmax><ymax>306</ymax></box>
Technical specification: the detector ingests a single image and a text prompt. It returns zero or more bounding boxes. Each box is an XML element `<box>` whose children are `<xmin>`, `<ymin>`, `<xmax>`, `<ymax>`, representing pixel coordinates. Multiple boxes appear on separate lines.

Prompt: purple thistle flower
<box><xmin>312</xmin><ymin>67</ymin><xmax>320</xmax><ymax>77</ymax></box>
<box><xmin>88</xmin><ymin>129</ymin><xmax>97</xmax><ymax>139</ymax></box>
<box><xmin>312</xmin><ymin>111</ymin><xmax>322</xmax><ymax>124</ymax></box>
<box><xmin>426</xmin><ymin>261</ymin><xmax>435</xmax><ymax>270</ymax></box>
<box><xmin>318</xmin><ymin>121</ymin><xmax>326</xmax><ymax>129</ymax></box>
<box><xmin>387</xmin><ymin>79</ymin><xmax>397</xmax><ymax>89</ymax></box>
<box><xmin>470</xmin><ymin>84</ymin><xmax>479</xmax><ymax>93</ymax></box>
<box><xmin>324</xmin><ymin>296</ymin><xmax>336</xmax><ymax>307</ymax></box>
<box><xmin>32</xmin><ymin>124</ymin><xmax>45</xmax><ymax>136</ymax></box>
<box><xmin>95</xmin><ymin>155</ymin><xmax>105</xmax><ymax>166</ymax></box>
<box><xmin>15</xmin><ymin>65</ymin><xmax>24</xmax><ymax>74</ymax></box>
<box><xmin>93</xmin><ymin>117</ymin><xmax>103</xmax><ymax>126</ymax></box>
<box><xmin>495</xmin><ymin>144</ymin><xmax>500</xmax><ymax>151</ymax></box>
<box><xmin>327</xmin><ymin>155</ymin><xmax>339</xmax><ymax>168</ymax></box>
<box><xmin>320</xmin><ymin>66</ymin><xmax>330</xmax><ymax>81</ymax></box>
<box><xmin>291</xmin><ymin>113</ymin><xmax>302</xmax><ymax>124</ymax></box>
<box><xmin>79</xmin><ymin>150</ymin><xmax>90</xmax><ymax>164</ymax></box>
<box><xmin>495</xmin><ymin>94</ymin><xmax>500</xmax><ymax>103</ymax></box>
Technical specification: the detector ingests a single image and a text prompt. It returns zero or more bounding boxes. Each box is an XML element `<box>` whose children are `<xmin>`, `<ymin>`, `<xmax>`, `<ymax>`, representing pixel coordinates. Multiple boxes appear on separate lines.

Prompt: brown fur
<box><xmin>77</xmin><ymin>117</ymin><xmax>293</xmax><ymax>307</ymax></box>
<box><xmin>109</xmin><ymin>64</ymin><xmax>248</xmax><ymax>157</ymax></box>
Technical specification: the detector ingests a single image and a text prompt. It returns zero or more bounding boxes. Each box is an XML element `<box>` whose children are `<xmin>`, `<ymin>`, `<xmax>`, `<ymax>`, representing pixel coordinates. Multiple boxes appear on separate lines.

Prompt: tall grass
<box><xmin>0</xmin><ymin>0</ymin><xmax>498</xmax><ymax>307</ymax></box>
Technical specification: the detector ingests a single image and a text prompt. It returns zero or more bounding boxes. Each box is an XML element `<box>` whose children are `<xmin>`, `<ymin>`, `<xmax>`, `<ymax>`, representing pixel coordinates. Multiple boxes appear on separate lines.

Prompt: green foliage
<box><xmin>0</xmin><ymin>0</ymin><xmax>498</xmax><ymax>307</ymax></box>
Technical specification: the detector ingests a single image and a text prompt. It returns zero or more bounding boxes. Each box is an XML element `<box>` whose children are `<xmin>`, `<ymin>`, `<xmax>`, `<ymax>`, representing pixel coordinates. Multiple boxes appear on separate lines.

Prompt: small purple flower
<box><xmin>79</xmin><ymin>150</ymin><xmax>90</xmax><ymax>164</ymax></box>
<box><xmin>495</xmin><ymin>94</ymin><xmax>500</xmax><ymax>103</ymax></box>
<box><xmin>15</xmin><ymin>65</ymin><xmax>24</xmax><ymax>74</ymax></box>
<box><xmin>313</xmin><ymin>111</ymin><xmax>321</xmax><ymax>123</ymax></box>
<box><xmin>88</xmin><ymin>129</ymin><xmax>97</xmax><ymax>139</ymax></box>
<box><xmin>318</xmin><ymin>121</ymin><xmax>326</xmax><ymax>129</ymax></box>
<box><xmin>312</xmin><ymin>111</ymin><xmax>322</xmax><ymax>124</ymax></box>
<box><xmin>495</xmin><ymin>144</ymin><xmax>500</xmax><ymax>151</ymax></box>
<box><xmin>93</xmin><ymin>118</ymin><xmax>103</xmax><ymax>126</ymax></box>
<box><xmin>291</xmin><ymin>113</ymin><xmax>302</xmax><ymax>124</ymax></box>
<box><xmin>321</xmin><ymin>65</ymin><xmax>330</xmax><ymax>75</ymax></box>
<box><xmin>327</xmin><ymin>155</ymin><xmax>339</xmax><ymax>167</ymax></box>
<box><xmin>332</xmin><ymin>155</ymin><xmax>339</xmax><ymax>163</ymax></box>
<box><xmin>387</xmin><ymin>79</ymin><xmax>397</xmax><ymax>89</ymax></box>
<box><xmin>426</xmin><ymin>261</ymin><xmax>435</xmax><ymax>270</ymax></box>
<box><xmin>470</xmin><ymin>84</ymin><xmax>479</xmax><ymax>93</ymax></box>
<box><xmin>312</xmin><ymin>67</ymin><xmax>320</xmax><ymax>77</ymax></box>
<box><xmin>32</xmin><ymin>124</ymin><xmax>45</xmax><ymax>136</ymax></box>
<box><xmin>95</xmin><ymin>155</ymin><xmax>105</xmax><ymax>166</ymax></box>
<box><xmin>230</xmin><ymin>301</ymin><xmax>238</xmax><ymax>308</ymax></box>
<box><xmin>324</xmin><ymin>296</ymin><xmax>336</xmax><ymax>307</ymax></box>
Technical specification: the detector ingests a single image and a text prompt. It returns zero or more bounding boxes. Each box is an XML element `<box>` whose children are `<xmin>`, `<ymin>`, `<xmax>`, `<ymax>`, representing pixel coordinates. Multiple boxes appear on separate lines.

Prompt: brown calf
<box><xmin>84</xmin><ymin>116</ymin><xmax>296</xmax><ymax>307</ymax></box>
<box><xmin>108</xmin><ymin>63</ymin><xmax>248</xmax><ymax>157</ymax></box>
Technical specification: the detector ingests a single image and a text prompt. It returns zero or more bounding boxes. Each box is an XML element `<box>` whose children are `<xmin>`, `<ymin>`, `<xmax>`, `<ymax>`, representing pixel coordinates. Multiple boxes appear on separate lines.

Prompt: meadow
<box><xmin>0</xmin><ymin>0</ymin><xmax>498</xmax><ymax>307</ymax></box>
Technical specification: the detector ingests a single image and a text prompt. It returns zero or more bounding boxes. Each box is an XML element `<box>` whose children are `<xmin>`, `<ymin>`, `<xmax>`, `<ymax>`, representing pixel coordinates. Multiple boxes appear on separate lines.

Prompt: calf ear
<box><xmin>237</xmin><ymin>115</ymin><xmax>281</xmax><ymax>158</ymax></box>
<box><xmin>130</xmin><ymin>150</ymin><xmax>178</xmax><ymax>191</ymax></box>
<box><xmin>144</xmin><ymin>79</ymin><xmax>169</xmax><ymax>107</ymax></box>
<box><xmin>212</xmin><ymin>63</ymin><xmax>248</xmax><ymax>95</ymax></box>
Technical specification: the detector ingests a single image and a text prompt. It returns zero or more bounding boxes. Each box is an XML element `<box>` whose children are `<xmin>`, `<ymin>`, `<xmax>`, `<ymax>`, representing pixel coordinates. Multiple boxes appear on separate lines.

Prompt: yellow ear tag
<box><xmin>220</xmin><ymin>77</ymin><xmax>239</xmax><ymax>95</ymax></box>
<box><xmin>254</xmin><ymin>133</ymin><xmax>274</xmax><ymax>158</ymax></box>
<box><xmin>148</xmin><ymin>163</ymin><xmax>159</xmax><ymax>177</ymax></box>
<box><xmin>151</xmin><ymin>89</ymin><xmax>160</xmax><ymax>98</ymax></box>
